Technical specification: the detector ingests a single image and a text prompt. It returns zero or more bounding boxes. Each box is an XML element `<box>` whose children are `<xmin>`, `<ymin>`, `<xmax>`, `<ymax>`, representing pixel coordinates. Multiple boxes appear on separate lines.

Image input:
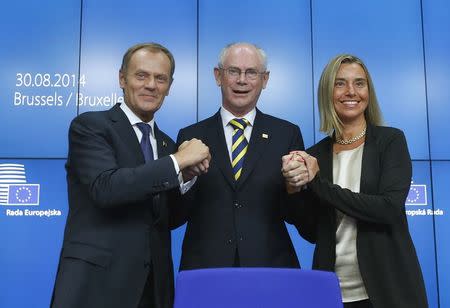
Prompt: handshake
<box><xmin>173</xmin><ymin>138</ymin><xmax>211</xmax><ymax>181</ymax></box>
<box><xmin>281</xmin><ymin>151</ymin><xmax>319</xmax><ymax>194</ymax></box>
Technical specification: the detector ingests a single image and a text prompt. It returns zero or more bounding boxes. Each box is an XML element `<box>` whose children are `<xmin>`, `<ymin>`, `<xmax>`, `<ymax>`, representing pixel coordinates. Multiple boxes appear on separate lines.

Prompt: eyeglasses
<box><xmin>220</xmin><ymin>67</ymin><xmax>266</xmax><ymax>80</ymax></box>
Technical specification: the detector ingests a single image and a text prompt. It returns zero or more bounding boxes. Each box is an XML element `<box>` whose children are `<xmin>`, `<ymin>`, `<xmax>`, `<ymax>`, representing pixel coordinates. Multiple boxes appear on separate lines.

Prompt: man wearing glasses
<box><xmin>172</xmin><ymin>42</ymin><xmax>307</xmax><ymax>270</ymax></box>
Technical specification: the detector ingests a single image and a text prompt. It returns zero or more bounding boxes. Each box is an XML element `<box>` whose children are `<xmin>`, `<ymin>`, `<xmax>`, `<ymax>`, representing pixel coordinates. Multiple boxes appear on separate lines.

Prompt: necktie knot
<box><xmin>229</xmin><ymin>118</ymin><xmax>249</xmax><ymax>131</ymax></box>
<box><xmin>136</xmin><ymin>122</ymin><xmax>152</xmax><ymax>136</ymax></box>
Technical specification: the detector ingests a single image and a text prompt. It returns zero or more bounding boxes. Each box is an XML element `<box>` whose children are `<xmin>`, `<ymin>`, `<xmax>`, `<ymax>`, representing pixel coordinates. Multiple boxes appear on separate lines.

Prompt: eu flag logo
<box><xmin>406</xmin><ymin>183</ymin><xmax>427</xmax><ymax>206</ymax></box>
<box><xmin>0</xmin><ymin>163</ymin><xmax>40</xmax><ymax>206</ymax></box>
<box><xmin>6</xmin><ymin>184</ymin><xmax>40</xmax><ymax>205</ymax></box>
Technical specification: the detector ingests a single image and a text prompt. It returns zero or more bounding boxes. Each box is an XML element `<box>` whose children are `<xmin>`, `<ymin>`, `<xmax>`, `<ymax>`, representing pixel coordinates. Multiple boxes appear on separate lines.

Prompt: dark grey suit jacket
<box><xmin>173</xmin><ymin>109</ymin><xmax>304</xmax><ymax>270</ymax></box>
<box><xmin>51</xmin><ymin>104</ymin><xmax>179</xmax><ymax>308</ymax></box>
<box><xmin>293</xmin><ymin>125</ymin><xmax>428</xmax><ymax>308</ymax></box>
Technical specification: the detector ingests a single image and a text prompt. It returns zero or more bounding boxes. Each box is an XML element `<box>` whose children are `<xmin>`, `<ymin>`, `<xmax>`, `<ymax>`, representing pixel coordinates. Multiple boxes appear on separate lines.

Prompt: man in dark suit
<box><xmin>51</xmin><ymin>43</ymin><xmax>210</xmax><ymax>308</ymax></box>
<box><xmin>173</xmin><ymin>42</ymin><xmax>307</xmax><ymax>270</ymax></box>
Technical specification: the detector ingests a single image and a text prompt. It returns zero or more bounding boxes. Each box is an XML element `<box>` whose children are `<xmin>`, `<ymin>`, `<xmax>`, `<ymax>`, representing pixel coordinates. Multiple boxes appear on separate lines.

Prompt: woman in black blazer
<box><xmin>282</xmin><ymin>54</ymin><xmax>428</xmax><ymax>308</ymax></box>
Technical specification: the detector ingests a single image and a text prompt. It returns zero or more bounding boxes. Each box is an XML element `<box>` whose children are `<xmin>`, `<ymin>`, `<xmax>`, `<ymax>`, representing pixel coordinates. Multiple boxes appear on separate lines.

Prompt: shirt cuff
<box><xmin>170</xmin><ymin>154</ymin><xmax>197</xmax><ymax>194</ymax></box>
<box><xmin>181</xmin><ymin>176</ymin><xmax>197</xmax><ymax>194</ymax></box>
<box><xmin>169</xmin><ymin>154</ymin><xmax>181</xmax><ymax>175</ymax></box>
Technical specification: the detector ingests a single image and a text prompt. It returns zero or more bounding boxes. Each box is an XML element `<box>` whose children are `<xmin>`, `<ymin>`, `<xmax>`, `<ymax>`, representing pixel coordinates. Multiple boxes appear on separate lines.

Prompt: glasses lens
<box><xmin>226</xmin><ymin>67</ymin><xmax>240</xmax><ymax>77</ymax></box>
<box><xmin>245</xmin><ymin>69</ymin><xmax>258</xmax><ymax>79</ymax></box>
<box><xmin>223</xmin><ymin>67</ymin><xmax>263</xmax><ymax>80</ymax></box>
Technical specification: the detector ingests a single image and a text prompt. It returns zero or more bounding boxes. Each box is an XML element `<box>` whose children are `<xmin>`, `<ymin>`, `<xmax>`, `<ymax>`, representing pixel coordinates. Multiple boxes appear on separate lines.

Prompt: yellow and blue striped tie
<box><xmin>229</xmin><ymin>118</ymin><xmax>249</xmax><ymax>180</ymax></box>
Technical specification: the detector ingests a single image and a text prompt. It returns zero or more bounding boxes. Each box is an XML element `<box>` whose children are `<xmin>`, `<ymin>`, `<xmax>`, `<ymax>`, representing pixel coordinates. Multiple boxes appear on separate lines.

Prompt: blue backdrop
<box><xmin>1</xmin><ymin>0</ymin><xmax>448</xmax><ymax>307</ymax></box>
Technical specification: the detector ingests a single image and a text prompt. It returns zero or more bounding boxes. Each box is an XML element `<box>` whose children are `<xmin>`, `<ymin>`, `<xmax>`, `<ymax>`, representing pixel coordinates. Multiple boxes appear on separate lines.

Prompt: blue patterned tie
<box><xmin>136</xmin><ymin>122</ymin><xmax>154</xmax><ymax>162</ymax></box>
<box><xmin>229</xmin><ymin>118</ymin><xmax>249</xmax><ymax>180</ymax></box>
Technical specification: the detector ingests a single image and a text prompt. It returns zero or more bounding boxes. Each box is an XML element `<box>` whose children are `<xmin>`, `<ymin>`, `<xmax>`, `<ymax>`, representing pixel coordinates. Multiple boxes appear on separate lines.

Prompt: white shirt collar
<box><xmin>220</xmin><ymin>106</ymin><xmax>256</xmax><ymax>129</ymax></box>
<box><xmin>120</xmin><ymin>103</ymin><xmax>155</xmax><ymax>135</ymax></box>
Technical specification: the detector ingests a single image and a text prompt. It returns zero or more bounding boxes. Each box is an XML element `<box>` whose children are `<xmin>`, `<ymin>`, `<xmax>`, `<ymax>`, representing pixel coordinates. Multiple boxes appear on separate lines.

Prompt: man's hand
<box><xmin>282</xmin><ymin>151</ymin><xmax>309</xmax><ymax>193</ymax></box>
<box><xmin>174</xmin><ymin>139</ymin><xmax>211</xmax><ymax>180</ymax></box>
<box><xmin>181</xmin><ymin>158</ymin><xmax>210</xmax><ymax>181</ymax></box>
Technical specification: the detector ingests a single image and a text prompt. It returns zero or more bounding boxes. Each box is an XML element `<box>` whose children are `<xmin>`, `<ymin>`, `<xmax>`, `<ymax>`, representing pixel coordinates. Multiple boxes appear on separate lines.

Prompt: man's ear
<box><xmin>214</xmin><ymin>67</ymin><xmax>222</xmax><ymax>86</ymax></box>
<box><xmin>165</xmin><ymin>82</ymin><xmax>172</xmax><ymax>97</ymax></box>
<box><xmin>166</xmin><ymin>78</ymin><xmax>174</xmax><ymax>96</ymax></box>
<box><xmin>119</xmin><ymin>70</ymin><xmax>126</xmax><ymax>89</ymax></box>
<box><xmin>262</xmin><ymin>71</ymin><xmax>270</xmax><ymax>89</ymax></box>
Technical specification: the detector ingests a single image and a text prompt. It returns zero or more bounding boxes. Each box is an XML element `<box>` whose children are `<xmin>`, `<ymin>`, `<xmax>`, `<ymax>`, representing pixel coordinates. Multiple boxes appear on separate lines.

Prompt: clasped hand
<box><xmin>281</xmin><ymin>151</ymin><xmax>319</xmax><ymax>193</ymax></box>
<box><xmin>175</xmin><ymin>138</ymin><xmax>211</xmax><ymax>181</ymax></box>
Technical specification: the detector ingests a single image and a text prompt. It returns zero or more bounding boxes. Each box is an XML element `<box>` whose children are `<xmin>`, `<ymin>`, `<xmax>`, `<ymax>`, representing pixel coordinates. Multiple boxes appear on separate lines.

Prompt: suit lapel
<box><xmin>315</xmin><ymin>137</ymin><xmax>337</xmax><ymax>228</ymax></box>
<box><xmin>154</xmin><ymin>123</ymin><xmax>171</xmax><ymax>158</ymax></box>
<box><xmin>359</xmin><ymin>124</ymin><xmax>375</xmax><ymax>193</ymax></box>
<box><xmin>108</xmin><ymin>104</ymin><xmax>144</xmax><ymax>164</ymax></box>
<box><xmin>317</xmin><ymin>138</ymin><xmax>333</xmax><ymax>183</ymax></box>
<box><xmin>238</xmin><ymin>110</ymin><xmax>270</xmax><ymax>188</ymax></box>
<box><xmin>206</xmin><ymin>112</ymin><xmax>235</xmax><ymax>189</ymax></box>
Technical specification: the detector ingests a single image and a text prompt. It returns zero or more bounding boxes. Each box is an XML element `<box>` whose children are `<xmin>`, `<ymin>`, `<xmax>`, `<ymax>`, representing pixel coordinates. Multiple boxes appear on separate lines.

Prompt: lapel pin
<box><xmin>262</xmin><ymin>133</ymin><xmax>269</xmax><ymax>139</ymax></box>
<box><xmin>162</xmin><ymin>140</ymin><xmax>167</xmax><ymax>147</ymax></box>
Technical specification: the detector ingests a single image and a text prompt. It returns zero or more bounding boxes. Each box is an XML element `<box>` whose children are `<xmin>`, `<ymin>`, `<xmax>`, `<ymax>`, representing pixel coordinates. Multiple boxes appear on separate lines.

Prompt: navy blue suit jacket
<box><xmin>51</xmin><ymin>104</ymin><xmax>179</xmax><ymax>308</ymax></box>
<box><xmin>173</xmin><ymin>109</ymin><xmax>304</xmax><ymax>270</ymax></box>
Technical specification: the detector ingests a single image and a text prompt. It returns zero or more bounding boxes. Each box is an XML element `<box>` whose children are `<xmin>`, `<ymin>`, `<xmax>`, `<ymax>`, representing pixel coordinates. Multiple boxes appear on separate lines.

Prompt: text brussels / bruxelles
<box><xmin>13</xmin><ymin>91</ymin><xmax>124</xmax><ymax>107</ymax></box>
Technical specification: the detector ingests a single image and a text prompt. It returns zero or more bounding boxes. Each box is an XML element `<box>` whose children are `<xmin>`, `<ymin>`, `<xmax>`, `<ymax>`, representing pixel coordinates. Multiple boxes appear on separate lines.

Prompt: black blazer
<box><xmin>51</xmin><ymin>104</ymin><xmax>180</xmax><ymax>308</ymax></box>
<box><xmin>173</xmin><ymin>109</ymin><xmax>304</xmax><ymax>270</ymax></box>
<box><xmin>293</xmin><ymin>125</ymin><xmax>428</xmax><ymax>308</ymax></box>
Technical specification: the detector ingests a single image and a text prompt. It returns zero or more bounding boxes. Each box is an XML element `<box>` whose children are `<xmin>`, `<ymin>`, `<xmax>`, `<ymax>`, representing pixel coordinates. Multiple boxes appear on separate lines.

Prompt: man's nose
<box><xmin>236</xmin><ymin>71</ymin><xmax>247</xmax><ymax>83</ymax></box>
<box><xmin>145</xmin><ymin>76</ymin><xmax>156</xmax><ymax>89</ymax></box>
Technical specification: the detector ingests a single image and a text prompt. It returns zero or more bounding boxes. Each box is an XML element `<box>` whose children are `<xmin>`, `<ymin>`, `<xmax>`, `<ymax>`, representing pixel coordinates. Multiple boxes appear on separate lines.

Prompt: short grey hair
<box><xmin>218</xmin><ymin>42</ymin><xmax>267</xmax><ymax>71</ymax></box>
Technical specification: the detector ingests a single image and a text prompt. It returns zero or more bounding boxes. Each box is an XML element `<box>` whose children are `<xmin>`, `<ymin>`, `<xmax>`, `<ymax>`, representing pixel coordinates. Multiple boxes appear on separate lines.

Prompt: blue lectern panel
<box><xmin>77</xmin><ymin>0</ymin><xmax>197</xmax><ymax>140</ymax></box>
<box><xmin>197</xmin><ymin>0</ymin><xmax>314</xmax><ymax>148</ymax></box>
<box><xmin>432</xmin><ymin>162</ymin><xmax>450</xmax><ymax>307</ymax></box>
<box><xmin>0</xmin><ymin>159</ymin><xmax>68</xmax><ymax>308</ymax></box>
<box><xmin>423</xmin><ymin>0</ymin><xmax>450</xmax><ymax>160</ymax></box>
<box><xmin>0</xmin><ymin>1</ymin><xmax>80</xmax><ymax>158</ymax></box>
<box><xmin>406</xmin><ymin>161</ymin><xmax>437</xmax><ymax>307</ymax></box>
<box><xmin>312</xmin><ymin>0</ymin><xmax>428</xmax><ymax>159</ymax></box>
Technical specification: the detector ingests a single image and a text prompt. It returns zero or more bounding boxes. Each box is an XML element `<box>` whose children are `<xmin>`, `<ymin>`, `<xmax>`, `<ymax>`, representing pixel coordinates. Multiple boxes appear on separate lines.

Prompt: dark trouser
<box><xmin>234</xmin><ymin>249</ymin><xmax>240</xmax><ymax>267</ymax></box>
<box><xmin>344</xmin><ymin>299</ymin><xmax>373</xmax><ymax>308</ymax></box>
<box><xmin>138</xmin><ymin>266</ymin><xmax>157</xmax><ymax>308</ymax></box>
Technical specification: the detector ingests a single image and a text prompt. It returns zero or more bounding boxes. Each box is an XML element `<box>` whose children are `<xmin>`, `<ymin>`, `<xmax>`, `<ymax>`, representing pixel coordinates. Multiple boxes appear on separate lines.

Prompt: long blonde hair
<box><xmin>318</xmin><ymin>54</ymin><xmax>383</xmax><ymax>138</ymax></box>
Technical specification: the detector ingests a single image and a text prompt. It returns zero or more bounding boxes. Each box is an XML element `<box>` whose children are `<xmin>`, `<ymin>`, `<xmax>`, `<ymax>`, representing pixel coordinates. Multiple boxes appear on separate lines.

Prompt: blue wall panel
<box><xmin>78</xmin><ymin>0</ymin><xmax>197</xmax><ymax>140</ymax></box>
<box><xmin>0</xmin><ymin>160</ymin><xmax>68</xmax><ymax>307</ymax></box>
<box><xmin>0</xmin><ymin>1</ymin><xmax>80</xmax><ymax>158</ymax></box>
<box><xmin>406</xmin><ymin>162</ymin><xmax>438</xmax><ymax>307</ymax></box>
<box><xmin>312</xmin><ymin>0</ymin><xmax>429</xmax><ymax>159</ymax></box>
<box><xmin>432</xmin><ymin>162</ymin><xmax>450</xmax><ymax>307</ymax></box>
<box><xmin>423</xmin><ymin>0</ymin><xmax>450</xmax><ymax>160</ymax></box>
